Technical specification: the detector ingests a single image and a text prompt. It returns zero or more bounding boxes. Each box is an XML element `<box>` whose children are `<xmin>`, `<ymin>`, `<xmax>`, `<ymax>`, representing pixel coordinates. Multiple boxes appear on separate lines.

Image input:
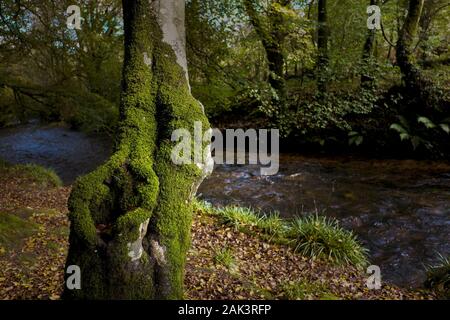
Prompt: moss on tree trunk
<box><xmin>63</xmin><ymin>0</ymin><xmax>210</xmax><ymax>300</ymax></box>
<box><xmin>396</xmin><ymin>0</ymin><xmax>437</xmax><ymax>108</ymax></box>
<box><xmin>396</xmin><ymin>0</ymin><xmax>424</xmax><ymax>87</ymax></box>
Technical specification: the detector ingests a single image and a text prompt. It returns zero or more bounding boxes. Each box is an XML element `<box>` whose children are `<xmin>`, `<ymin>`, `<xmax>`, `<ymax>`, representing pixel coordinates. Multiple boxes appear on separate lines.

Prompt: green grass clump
<box><xmin>256</xmin><ymin>213</ymin><xmax>285</xmax><ymax>238</ymax></box>
<box><xmin>288</xmin><ymin>214</ymin><xmax>368</xmax><ymax>268</ymax></box>
<box><xmin>0</xmin><ymin>212</ymin><xmax>38</xmax><ymax>252</ymax></box>
<box><xmin>195</xmin><ymin>200</ymin><xmax>285</xmax><ymax>236</ymax></box>
<box><xmin>213</xmin><ymin>247</ymin><xmax>236</xmax><ymax>271</ymax></box>
<box><xmin>279</xmin><ymin>280</ymin><xmax>339</xmax><ymax>300</ymax></box>
<box><xmin>16</xmin><ymin>164</ymin><xmax>62</xmax><ymax>187</ymax></box>
<box><xmin>425</xmin><ymin>254</ymin><xmax>450</xmax><ymax>299</ymax></box>
<box><xmin>195</xmin><ymin>200</ymin><xmax>369</xmax><ymax>268</ymax></box>
<box><xmin>0</xmin><ymin>160</ymin><xmax>62</xmax><ymax>188</ymax></box>
<box><xmin>0</xmin><ymin>158</ymin><xmax>9</xmax><ymax>168</ymax></box>
<box><xmin>192</xmin><ymin>199</ymin><xmax>214</xmax><ymax>214</ymax></box>
<box><xmin>215</xmin><ymin>206</ymin><xmax>261</xmax><ymax>230</ymax></box>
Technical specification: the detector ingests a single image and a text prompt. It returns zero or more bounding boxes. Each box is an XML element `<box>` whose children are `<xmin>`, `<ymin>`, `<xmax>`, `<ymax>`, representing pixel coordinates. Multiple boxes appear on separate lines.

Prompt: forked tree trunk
<box><xmin>64</xmin><ymin>0</ymin><xmax>211</xmax><ymax>300</ymax></box>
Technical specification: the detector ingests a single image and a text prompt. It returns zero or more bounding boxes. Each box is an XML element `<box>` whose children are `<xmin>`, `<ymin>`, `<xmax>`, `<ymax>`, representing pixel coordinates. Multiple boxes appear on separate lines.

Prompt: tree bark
<box><xmin>64</xmin><ymin>0</ymin><xmax>211</xmax><ymax>300</ymax></box>
<box><xmin>361</xmin><ymin>0</ymin><xmax>378</xmax><ymax>88</ymax></box>
<box><xmin>317</xmin><ymin>0</ymin><xmax>329</xmax><ymax>94</ymax></box>
<box><xmin>396</xmin><ymin>0</ymin><xmax>429</xmax><ymax>100</ymax></box>
<box><xmin>244</xmin><ymin>0</ymin><xmax>290</xmax><ymax>109</ymax></box>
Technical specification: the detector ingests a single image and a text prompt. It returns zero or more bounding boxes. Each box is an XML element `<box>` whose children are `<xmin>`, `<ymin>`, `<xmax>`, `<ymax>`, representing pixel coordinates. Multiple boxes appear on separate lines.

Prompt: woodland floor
<box><xmin>0</xmin><ymin>173</ymin><xmax>435</xmax><ymax>300</ymax></box>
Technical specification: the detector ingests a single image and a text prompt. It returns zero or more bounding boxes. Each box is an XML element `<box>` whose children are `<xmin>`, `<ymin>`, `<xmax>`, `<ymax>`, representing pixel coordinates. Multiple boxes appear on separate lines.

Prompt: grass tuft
<box><xmin>0</xmin><ymin>160</ymin><xmax>62</xmax><ymax>188</ymax></box>
<box><xmin>279</xmin><ymin>279</ymin><xmax>339</xmax><ymax>300</ymax></box>
<box><xmin>195</xmin><ymin>199</ymin><xmax>369</xmax><ymax>268</ymax></box>
<box><xmin>425</xmin><ymin>253</ymin><xmax>450</xmax><ymax>299</ymax></box>
<box><xmin>0</xmin><ymin>211</ymin><xmax>38</xmax><ymax>253</ymax></box>
<box><xmin>288</xmin><ymin>214</ymin><xmax>369</xmax><ymax>268</ymax></box>
<box><xmin>213</xmin><ymin>246</ymin><xmax>236</xmax><ymax>271</ymax></box>
<box><xmin>215</xmin><ymin>206</ymin><xmax>260</xmax><ymax>230</ymax></box>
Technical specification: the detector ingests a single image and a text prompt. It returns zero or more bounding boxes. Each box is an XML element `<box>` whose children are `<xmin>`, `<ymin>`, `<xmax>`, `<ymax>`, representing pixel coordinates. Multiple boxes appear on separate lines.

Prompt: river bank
<box><xmin>0</xmin><ymin>165</ymin><xmax>434</xmax><ymax>299</ymax></box>
<box><xmin>0</xmin><ymin>124</ymin><xmax>449</xmax><ymax>290</ymax></box>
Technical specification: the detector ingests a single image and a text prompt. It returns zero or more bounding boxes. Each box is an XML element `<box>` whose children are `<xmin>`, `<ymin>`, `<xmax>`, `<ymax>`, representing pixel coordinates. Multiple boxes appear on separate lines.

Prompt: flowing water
<box><xmin>0</xmin><ymin>125</ymin><xmax>111</xmax><ymax>183</ymax></box>
<box><xmin>1</xmin><ymin>125</ymin><xmax>449</xmax><ymax>288</ymax></box>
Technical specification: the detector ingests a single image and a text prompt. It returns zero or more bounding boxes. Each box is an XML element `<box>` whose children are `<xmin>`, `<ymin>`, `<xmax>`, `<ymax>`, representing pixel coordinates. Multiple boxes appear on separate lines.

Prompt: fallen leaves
<box><xmin>185</xmin><ymin>211</ymin><xmax>434</xmax><ymax>300</ymax></box>
<box><xmin>0</xmin><ymin>172</ymin><xmax>435</xmax><ymax>300</ymax></box>
<box><xmin>0</xmin><ymin>173</ymin><xmax>70</xmax><ymax>300</ymax></box>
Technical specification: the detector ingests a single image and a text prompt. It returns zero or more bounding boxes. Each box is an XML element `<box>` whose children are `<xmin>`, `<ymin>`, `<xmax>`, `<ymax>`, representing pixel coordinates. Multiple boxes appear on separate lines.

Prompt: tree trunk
<box><xmin>244</xmin><ymin>0</ymin><xmax>289</xmax><ymax>110</ymax></box>
<box><xmin>396</xmin><ymin>0</ymin><xmax>430</xmax><ymax>101</ymax></box>
<box><xmin>361</xmin><ymin>0</ymin><xmax>378</xmax><ymax>88</ymax></box>
<box><xmin>317</xmin><ymin>0</ymin><xmax>329</xmax><ymax>94</ymax></box>
<box><xmin>64</xmin><ymin>0</ymin><xmax>211</xmax><ymax>300</ymax></box>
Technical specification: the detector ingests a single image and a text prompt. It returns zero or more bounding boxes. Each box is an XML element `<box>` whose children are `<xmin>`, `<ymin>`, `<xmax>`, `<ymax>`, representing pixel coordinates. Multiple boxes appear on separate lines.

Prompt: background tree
<box><xmin>396</xmin><ymin>0</ymin><xmax>426</xmax><ymax>99</ymax></box>
<box><xmin>1</xmin><ymin>0</ymin><xmax>448</xmax><ymax>157</ymax></box>
<box><xmin>361</xmin><ymin>0</ymin><xmax>379</xmax><ymax>87</ymax></box>
<box><xmin>0</xmin><ymin>0</ymin><xmax>122</xmax><ymax>133</ymax></box>
<box><xmin>417</xmin><ymin>0</ymin><xmax>450</xmax><ymax>67</ymax></box>
<box><xmin>316</xmin><ymin>0</ymin><xmax>329</xmax><ymax>94</ymax></box>
<box><xmin>64</xmin><ymin>0</ymin><xmax>211</xmax><ymax>299</ymax></box>
<box><xmin>243</xmin><ymin>0</ymin><xmax>293</xmax><ymax>111</ymax></box>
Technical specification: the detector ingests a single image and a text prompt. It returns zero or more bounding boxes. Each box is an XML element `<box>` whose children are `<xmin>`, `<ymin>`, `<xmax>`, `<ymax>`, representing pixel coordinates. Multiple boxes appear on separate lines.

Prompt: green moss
<box><xmin>0</xmin><ymin>161</ymin><xmax>62</xmax><ymax>188</ymax></box>
<box><xmin>46</xmin><ymin>241</ymin><xmax>60</xmax><ymax>252</ymax></box>
<box><xmin>65</xmin><ymin>0</ymin><xmax>210</xmax><ymax>300</ymax></box>
<box><xmin>279</xmin><ymin>280</ymin><xmax>339</xmax><ymax>300</ymax></box>
<box><xmin>0</xmin><ymin>211</ymin><xmax>38</xmax><ymax>252</ymax></box>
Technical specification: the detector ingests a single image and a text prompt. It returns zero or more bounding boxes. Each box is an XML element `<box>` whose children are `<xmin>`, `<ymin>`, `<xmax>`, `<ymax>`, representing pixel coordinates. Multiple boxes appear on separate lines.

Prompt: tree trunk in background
<box><xmin>317</xmin><ymin>0</ymin><xmax>329</xmax><ymax>94</ymax></box>
<box><xmin>418</xmin><ymin>0</ymin><xmax>450</xmax><ymax>68</ymax></box>
<box><xmin>244</xmin><ymin>0</ymin><xmax>290</xmax><ymax>110</ymax></box>
<box><xmin>64</xmin><ymin>0</ymin><xmax>211</xmax><ymax>300</ymax></box>
<box><xmin>361</xmin><ymin>0</ymin><xmax>378</xmax><ymax>88</ymax></box>
<box><xmin>396</xmin><ymin>0</ymin><xmax>433</xmax><ymax>106</ymax></box>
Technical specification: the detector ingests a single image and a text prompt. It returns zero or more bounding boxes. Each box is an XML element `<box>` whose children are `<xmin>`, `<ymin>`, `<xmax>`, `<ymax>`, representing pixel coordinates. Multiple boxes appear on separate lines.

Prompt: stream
<box><xmin>0</xmin><ymin>125</ymin><xmax>449</xmax><ymax>289</ymax></box>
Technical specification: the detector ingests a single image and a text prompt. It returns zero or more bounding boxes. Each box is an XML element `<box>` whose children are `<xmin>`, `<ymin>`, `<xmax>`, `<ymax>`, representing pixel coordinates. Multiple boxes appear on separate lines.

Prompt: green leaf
<box><xmin>390</xmin><ymin>123</ymin><xmax>407</xmax><ymax>134</ymax></box>
<box><xmin>400</xmin><ymin>133</ymin><xmax>410</xmax><ymax>141</ymax></box>
<box><xmin>418</xmin><ymin>116</ymin><xmax>436</xmax><ymax>129</ymax></box>
<box><xmin>411</xmin><ymin>136</ymin><xmax>422</xmax><ymax>150</ymax></box>
<box><xmin>355</xmin><ymin>136</ymin><xmax>363</xmax><ymax>146</ymax></box>
<box><xmin>439</xmin><ymin>123</ymin><xmax>450</xmax><ymax>134</ymax></box>
<box><xmin>397</xmin><ymin>115</ymin><xmax>410</xmax><ymax>130</ymax></box>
